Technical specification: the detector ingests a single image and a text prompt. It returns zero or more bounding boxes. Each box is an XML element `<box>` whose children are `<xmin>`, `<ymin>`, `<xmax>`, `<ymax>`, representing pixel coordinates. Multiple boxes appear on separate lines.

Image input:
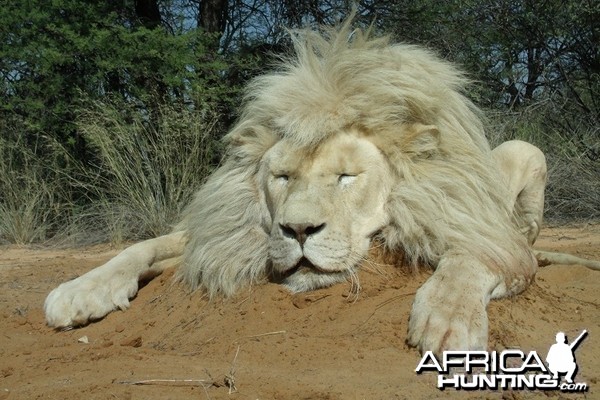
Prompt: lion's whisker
<box><xmin>346</xmin><ymin>269</ymin><xmax>361</xmax><ymax>303</ymax></box>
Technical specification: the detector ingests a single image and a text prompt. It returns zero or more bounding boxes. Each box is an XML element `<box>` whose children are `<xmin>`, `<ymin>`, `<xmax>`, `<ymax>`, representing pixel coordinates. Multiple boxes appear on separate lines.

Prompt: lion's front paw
<box><xmin>407</xmin><ymin>274</ymin><xmax>489</xmax><ymax>355</ymax></box>
<box><xmin>44</xmin><ymin>269</ymin><xmax>138</xmax><ymax>329</ymax></box>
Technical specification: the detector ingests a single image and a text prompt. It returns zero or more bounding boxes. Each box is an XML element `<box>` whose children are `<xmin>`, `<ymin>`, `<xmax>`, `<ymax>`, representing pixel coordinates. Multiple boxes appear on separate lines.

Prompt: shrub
<box><xmin>69</xmin><ymin>99</ymin><xmax>223</xmax><ymax>243</ymax></box>
<box><xmin>0</xmin><ymin>130</ymin><xmax>68</xmax><ymax>244</ymax></box>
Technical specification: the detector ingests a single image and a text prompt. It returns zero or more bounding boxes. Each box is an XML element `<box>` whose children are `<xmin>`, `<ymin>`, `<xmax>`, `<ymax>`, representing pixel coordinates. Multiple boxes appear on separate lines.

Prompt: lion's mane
<box><xmin>176</xmin><ymin>21</ymin><xmax>533</xmax><ymax>297</ymax></box>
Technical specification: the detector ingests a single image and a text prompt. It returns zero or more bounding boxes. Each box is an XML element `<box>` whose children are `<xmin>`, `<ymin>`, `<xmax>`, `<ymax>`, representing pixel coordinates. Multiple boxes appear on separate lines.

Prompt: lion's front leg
<box><xmin>407</xmin><ymin>252</ymin><xmax>533</xmax><ymax>355</ymax></box>
<box><xmin>44</xmin><ymin>231</ymin><xmax>186</xmax><ymax>328</ymax></box>
<box><xmin>407</xmin><ymin>257</ymin><xmax>495</xmax><ymax>354</ymax></box>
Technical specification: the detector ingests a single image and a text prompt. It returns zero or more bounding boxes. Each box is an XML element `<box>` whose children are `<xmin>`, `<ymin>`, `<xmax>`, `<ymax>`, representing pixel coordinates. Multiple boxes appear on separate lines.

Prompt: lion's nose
<box><xmin>279</xmin><ymin>222</ymin><xmax>326</xmax><ymax>246</ymax></box>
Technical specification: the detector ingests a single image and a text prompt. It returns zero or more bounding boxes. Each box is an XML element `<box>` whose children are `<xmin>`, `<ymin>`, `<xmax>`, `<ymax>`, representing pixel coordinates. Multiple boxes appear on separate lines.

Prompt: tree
<box><xmin>0</xmin><ymin>0</ymin><xmax>208</xmax><ymax>155</ymax></box>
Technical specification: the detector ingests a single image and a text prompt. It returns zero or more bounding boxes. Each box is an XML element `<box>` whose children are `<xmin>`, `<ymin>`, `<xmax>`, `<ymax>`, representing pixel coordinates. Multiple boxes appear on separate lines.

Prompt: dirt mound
<box><xmin>1</xmin><ymin>225</ymin><xmax>598</xmax><ymax>399</ymax></box>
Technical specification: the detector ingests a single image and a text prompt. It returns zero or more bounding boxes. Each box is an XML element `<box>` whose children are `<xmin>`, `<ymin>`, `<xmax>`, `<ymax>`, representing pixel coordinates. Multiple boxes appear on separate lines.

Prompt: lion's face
<box><xmin>261</xmin><ymin>130</ymin><xmax>393</xmax><ymax>292</ymax></box>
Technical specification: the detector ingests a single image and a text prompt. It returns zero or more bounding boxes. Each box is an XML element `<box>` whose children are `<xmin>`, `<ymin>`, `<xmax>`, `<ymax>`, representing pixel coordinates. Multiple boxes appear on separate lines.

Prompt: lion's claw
<box><xmin>407</xmin><ymin>272</ymin><xmax>489</xmax><ymax>355</ymax></box>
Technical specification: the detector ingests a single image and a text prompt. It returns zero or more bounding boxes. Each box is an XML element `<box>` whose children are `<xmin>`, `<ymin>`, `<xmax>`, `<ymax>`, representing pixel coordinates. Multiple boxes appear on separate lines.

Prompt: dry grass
<box><xmin>0</xmin><ymin>135</ymin><xmax>67</xmax><ymax>244</ymax></box>
<box><xmin>68</xmin><ymin>100</ymin><xmax>223</xmax><ymax>244</ymax></box>
<box><xmin>0</xmin><ymin>100</ymin><xmax>223</xmax><ymax>245</ymax></box>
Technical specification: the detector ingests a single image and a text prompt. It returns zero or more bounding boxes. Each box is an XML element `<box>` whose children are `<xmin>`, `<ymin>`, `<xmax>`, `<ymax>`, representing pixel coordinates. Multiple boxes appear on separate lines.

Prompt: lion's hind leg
<box><xmin>493</xmin><ymin>141</ymin><xmax>600</xmax><ymax>271</ymax></box>
<box><xmin>44</xmin><ymin>231</ymin><xmax>187</xmax><ymax>329</ymax></box>
<box><xmin>492</xmin><ymin>140</ymin><xmax>547</xmax><ymax>245</ymax></box>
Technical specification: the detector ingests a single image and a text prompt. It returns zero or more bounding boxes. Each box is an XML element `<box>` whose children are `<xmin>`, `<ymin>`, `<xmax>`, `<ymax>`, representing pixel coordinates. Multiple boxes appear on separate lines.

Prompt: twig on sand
<box><xmin>233</xmin><ymin>330</ymin><xmax>287</xmax><ymax>343</ymax></box>
<box><xmin>116</xmin><ymin>332</ymin><xmax>285</xmax><ymax>397</ymax></box>
<box><xmin>116</xmin><ymin>345</ymin><xmax>245</xmax><ymax>397</ymax></box>
<box><xmin>224</xmin><ymin>345</ymin><xmax>240</xmax><ymax>394</ymax></box>
<box><xmin>116</xmin><ymin>378</ymin><xmax>213</xmax><ymax>387</ymax></box>
<box><xmin>117</xmin><ymin>377</ymin><xmax>216</xmax><ymax>400</ymax></box>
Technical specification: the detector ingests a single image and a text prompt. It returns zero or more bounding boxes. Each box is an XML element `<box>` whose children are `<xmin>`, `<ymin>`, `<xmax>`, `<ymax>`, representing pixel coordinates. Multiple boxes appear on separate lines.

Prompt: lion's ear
<box><xmin>226</xmin><ymin>125</ymin><xmax>279</xmax><ymax>163</ymax></box>
<box><xmin>403</xmin><ymin>123</ymin><xmax>440</xmax><ymax>159</ymax></box>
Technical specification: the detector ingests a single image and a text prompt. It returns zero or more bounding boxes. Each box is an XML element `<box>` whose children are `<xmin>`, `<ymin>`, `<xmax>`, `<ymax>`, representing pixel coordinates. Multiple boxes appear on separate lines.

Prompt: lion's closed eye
<box><xmin>338</xmin><ymin>173</ymin><xmax>357</xmax><ymax>187</ymax></box>
<box><xmin>273</xmin><ymin>174</ymin><xmax>289</xmax><ymax>185</ymax></box>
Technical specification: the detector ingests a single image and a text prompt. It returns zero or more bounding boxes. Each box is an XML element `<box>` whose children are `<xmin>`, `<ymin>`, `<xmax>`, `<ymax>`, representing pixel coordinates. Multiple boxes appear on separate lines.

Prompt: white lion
<box><xmin>44</xmin><ymin>21</ymin><xmax>599</xmax><ymax>355</ymax></box>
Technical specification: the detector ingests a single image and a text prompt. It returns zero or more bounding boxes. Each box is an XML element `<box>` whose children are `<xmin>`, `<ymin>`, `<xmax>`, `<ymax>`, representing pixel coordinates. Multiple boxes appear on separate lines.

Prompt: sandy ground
<box><xmin>1</xmin><ymin>224</ymin><xmax>599</xmax><ymax>400</ymax></box>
